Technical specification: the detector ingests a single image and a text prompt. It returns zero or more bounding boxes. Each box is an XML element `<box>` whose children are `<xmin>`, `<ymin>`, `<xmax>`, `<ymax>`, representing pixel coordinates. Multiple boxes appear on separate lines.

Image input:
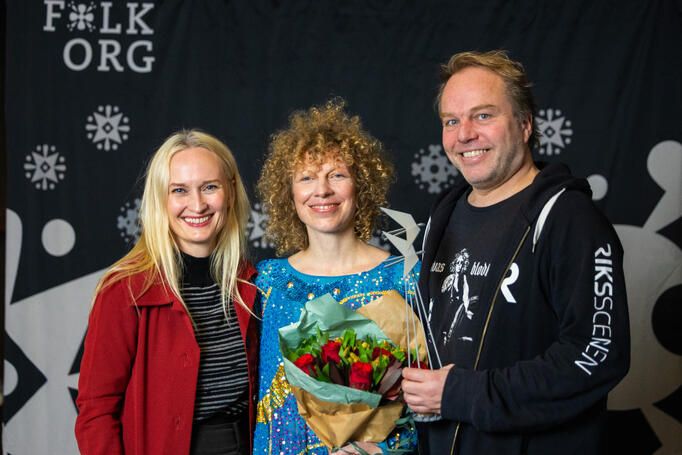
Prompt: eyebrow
<box><xmin>440</xmin><ymin>104</ymin><xmax>498</xmax><ymax>118</ymax></box>
<box><xmin>168</xmin><ymin>179</ymin><xmax>222</xmax><ymax>187</ymax></box>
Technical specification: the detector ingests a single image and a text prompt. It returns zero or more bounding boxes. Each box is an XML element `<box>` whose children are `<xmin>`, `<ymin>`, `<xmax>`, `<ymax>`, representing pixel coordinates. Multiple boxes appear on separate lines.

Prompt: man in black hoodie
<box><xmin>402</xmin><ymin>50</ymin><xmax>630</xmax><ymax>454</ymax></box>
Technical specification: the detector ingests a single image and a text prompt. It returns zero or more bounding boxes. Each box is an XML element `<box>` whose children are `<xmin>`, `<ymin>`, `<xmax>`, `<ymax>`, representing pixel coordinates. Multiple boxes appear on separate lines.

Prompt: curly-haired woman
<box><xmin>253</xmin><ymin>99</ymin><xmax>418</xmax><ymax>454</ymax></box>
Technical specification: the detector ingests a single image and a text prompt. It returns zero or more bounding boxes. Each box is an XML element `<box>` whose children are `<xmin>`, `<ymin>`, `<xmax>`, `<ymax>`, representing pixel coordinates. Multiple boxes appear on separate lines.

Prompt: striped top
<box><xmin>181</xmin><ymin>253</ymin><xmax>249</xmax><ymax>422</ymax></box>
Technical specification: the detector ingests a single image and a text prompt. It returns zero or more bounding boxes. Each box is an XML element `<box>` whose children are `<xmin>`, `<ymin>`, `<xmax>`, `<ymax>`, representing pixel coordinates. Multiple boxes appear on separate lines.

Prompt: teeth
<box><xmin>185</xmin><ymin>215</ymin><xmax>210</xmax><ymax>225</ymax></box>
<box><xmin>463</xmin><ymin>149</ymin><xmax>487</xmax><ymax>158</ymax></box>
<box><xmin>311</xmin><ymin>204</ymin><xmax>337</xmax><ymax>209</ymax></box>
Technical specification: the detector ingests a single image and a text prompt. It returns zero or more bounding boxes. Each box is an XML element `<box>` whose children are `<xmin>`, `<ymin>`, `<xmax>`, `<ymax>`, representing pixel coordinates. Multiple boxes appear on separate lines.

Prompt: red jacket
<box><xmin>75</xmin><ymin>263</ymin><xmax>258</xmax><ymax>455</ymax></box>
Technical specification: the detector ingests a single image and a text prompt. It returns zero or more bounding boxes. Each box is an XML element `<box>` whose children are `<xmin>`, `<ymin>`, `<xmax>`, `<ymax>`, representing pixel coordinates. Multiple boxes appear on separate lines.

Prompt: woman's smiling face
<box><xmin>291</xmin><ymin>156</ymin><xmax>356</xmax><ymax>239</ymax></box>
<box><xmin>166</xmin><ymin>147</ymin><xmax>230</xmax><ymax>257</ymax></box>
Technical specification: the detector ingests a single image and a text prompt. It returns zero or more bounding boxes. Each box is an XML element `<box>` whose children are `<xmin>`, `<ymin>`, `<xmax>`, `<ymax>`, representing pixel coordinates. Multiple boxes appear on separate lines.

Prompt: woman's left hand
<box><xmin>330</xmin><ymin>441</ymin><xmax>382</xmax><ymax>454</ymax></box>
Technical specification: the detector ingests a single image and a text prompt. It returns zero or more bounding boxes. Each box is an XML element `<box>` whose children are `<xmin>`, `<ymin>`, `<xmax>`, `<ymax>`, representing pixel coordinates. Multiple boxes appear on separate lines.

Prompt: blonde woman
<box><xmin>253</xmin><ymin>99</ymin><xmax>418</xmax><ymax>455</ymax></box>
<box><xmin>75</xmin><ymin>130</ymin><xmax>258</xmax><ymax>455</ymax></box>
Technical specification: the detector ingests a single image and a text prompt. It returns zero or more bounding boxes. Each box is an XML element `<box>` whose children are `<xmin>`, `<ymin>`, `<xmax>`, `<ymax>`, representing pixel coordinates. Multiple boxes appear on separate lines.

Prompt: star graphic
<box><xmin>540</xmin><ymin>116</ymin><xmax>568</xmax><ymax>148</ymax></box>
<box><xmin>90</xmin><ymin>111</ymin><xmax>124</xmax><ymax>145</ymax></box>
<box><xmin>29</xmin><ymin>150</ymin><xmax>60</xmax><ymax>184</ymax></box>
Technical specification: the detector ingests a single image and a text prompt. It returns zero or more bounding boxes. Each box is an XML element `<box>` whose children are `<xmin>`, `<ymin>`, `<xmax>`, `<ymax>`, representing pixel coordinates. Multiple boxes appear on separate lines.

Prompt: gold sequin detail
<box><xmin>258</xmin><ymin>286</ymin><xmax>272</xmax><ymax>316</ymax></box>
<box><xmin>256</xmin><ymin>364</ymin><xmax>291</xmax><ymax>424</ymax></box>
<box><xmin>338</xmin><ymin>289</ymin><xmax>393</xmax><ymax>306</ymax></box>
<box><xmin>298</xmin><ymin>443</ymin><xmax>326</xmax><ymax>454</ymax></box>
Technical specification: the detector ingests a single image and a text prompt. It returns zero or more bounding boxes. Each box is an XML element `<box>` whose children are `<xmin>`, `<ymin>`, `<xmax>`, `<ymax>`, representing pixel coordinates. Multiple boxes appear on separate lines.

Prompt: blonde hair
<box><xmin>257</xmin><ymin>98</ymin><xmax>395</xmax><ymax>255</ymax></box>
<box><xmin>437</xmin><ymin>50</ymin><xmax>540</xmax><ymax>150</ymax></box>
<box><xmin>93</xmin><ymin>129</ymin><xmax>251</xmax><ymax>317</ymax></box>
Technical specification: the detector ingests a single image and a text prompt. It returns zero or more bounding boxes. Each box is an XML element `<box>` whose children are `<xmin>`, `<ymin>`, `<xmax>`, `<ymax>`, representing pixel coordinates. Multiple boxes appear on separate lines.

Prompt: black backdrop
<box><xmin>3</xmin><ymin>1</ymin><xmax>681</xmax><ymax>453</ymax></box>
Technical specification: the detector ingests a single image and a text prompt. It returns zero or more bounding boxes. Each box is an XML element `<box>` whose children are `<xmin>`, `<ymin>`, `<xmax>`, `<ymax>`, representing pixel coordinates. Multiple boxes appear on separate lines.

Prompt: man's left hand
<box><xmin>401</xmin><ymin>364</ymin><xmax>454</xmax><ymax>415</ymax></box>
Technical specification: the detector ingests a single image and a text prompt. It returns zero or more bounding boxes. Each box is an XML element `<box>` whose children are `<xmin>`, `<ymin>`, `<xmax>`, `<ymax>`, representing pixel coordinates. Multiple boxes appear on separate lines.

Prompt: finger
<box><xmin>401</xmin><ymin>378</ymin><xmax>425</xmax><ymax>396</ymax></box>
<box><xmin>405</xmin><ymin>401</ymin><xmax>429</xmax><ymax>414</ymax></box>
<box><xmin>402</xmin><ymin>390</ymin><xmax>424</xmax><ymax>407</ymax></box>
<box><xmin>404</xmin><ymin>394</ymin><xmax>437</xmax><ymax>415</ymax></box>
<box><xmin>401</xmin><ymin>367</ymin><xmax>427</xmax><ymax>381</ymax></box>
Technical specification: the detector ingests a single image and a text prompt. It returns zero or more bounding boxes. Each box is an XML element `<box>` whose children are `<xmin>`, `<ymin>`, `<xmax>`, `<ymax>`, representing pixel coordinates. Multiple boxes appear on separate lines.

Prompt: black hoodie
<box><xmin>417</xmin><ymin>162</ymin><xmax>630</xmax><ymax>455</ymax></box>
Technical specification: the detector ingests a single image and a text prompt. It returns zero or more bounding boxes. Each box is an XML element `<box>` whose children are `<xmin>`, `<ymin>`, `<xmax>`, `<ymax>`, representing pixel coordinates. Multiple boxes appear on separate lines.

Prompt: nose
<box><xmin>457</xmin><ymin>119</ymin><xmax>478</xmax><ymax>143</ymax></box>
<box><xmin>313</xmin><ymin>177</ymin><xmax>333</xmax><ymax>197</ymax></box>
<box><xmin>189</xmin><ymin>190</ymin><xmax>207</xmax><ymax>212</ymax></box>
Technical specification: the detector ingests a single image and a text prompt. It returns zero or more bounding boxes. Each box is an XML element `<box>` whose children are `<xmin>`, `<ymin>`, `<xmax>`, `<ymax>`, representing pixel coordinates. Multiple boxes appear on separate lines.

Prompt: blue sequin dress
<box><xmin>253</xmin><ymin>257</ymin><xmax>420</xmax><ymax>454</ymax></box>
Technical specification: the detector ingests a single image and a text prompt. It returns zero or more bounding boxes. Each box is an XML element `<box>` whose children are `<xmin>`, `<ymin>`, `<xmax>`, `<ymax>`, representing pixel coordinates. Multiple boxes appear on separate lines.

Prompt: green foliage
<box><xmin>289</xmin><ymin>323</ymin><xmax>419</xmax><ymax>394</ymax></box>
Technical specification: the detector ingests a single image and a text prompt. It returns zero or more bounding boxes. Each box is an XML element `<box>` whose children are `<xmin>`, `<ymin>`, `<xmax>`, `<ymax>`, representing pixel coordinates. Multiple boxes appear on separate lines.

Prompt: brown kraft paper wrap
<box><xmin>291</xmin><ymin>385</ymin><xmax>405</xmax><ymax>449</ymax></box>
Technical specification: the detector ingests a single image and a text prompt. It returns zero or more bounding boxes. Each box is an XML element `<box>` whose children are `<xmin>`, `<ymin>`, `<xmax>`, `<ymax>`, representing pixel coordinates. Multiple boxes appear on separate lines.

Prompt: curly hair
<box><xmin>257</xmin><ymin>98</ymin><xmax>395</xmax><ymax>256</ymax></box>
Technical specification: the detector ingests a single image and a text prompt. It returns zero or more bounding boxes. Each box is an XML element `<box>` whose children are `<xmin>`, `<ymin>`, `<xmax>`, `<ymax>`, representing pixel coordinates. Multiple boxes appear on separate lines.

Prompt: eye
<box><xmin>476</xmin><ymin>113</ymin><xmax>490</xmax><ymax>120</ymax></box>
<box><xmin>170</xmin><ymin>187</ymin><xmax>185</xmax><ymax>194</ymax></box>
<box><xmin>203</xmin><ymin>184</ymin><xmax>218</xmax><ymax>191</ymax></box>
<box><xmin>443</xmin><ymin>118</ymin><xmax>458</xmax><ymax>127</ymax></box>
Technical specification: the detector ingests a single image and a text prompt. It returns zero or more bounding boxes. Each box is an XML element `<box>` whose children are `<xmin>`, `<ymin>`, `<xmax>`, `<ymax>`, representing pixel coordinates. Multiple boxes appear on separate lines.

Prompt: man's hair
<box><xmin>257</xmin><ymin>98</ymin><xmax>395</xmax><ymax>256</ymax></box>
<box><xmin>436</xmin><ymin>50</ymin><xmax>540</xmax><ymax>150</ymax></box>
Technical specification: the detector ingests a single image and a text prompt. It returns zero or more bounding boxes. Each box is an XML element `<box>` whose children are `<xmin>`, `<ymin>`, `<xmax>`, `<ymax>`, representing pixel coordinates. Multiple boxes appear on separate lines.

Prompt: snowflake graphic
<box><xmin>411</xmin><ymin>144</ymin><xmax>458</xmax><ymax>194</ymax></box>
<box><xmin>246</xmin><ymin>203</ymin><xmax>274</xmax><ymax>249</ymax></box>
<box><xmin>85</xmin><ymin>105</ymin><xmax>131</xmax><ymax>151</ymax></box>
<box><xmin>536</xmin><ymin>108</ymin><xmax>573</xmax><ymax>156</ymax></box>
<box><xmin>23</xmin><ymin>144</ymin><xmax>67</xmax><ymax>191</ymax></box>
<box><xmin>117</xmin><ymin>198</ymin><xmax>142</xmax><ymax>244</ymax></box>
<box><xmin>66</xmin><ymin>2</ymin><xmax>96</xmax><ymax>32</ymax></box>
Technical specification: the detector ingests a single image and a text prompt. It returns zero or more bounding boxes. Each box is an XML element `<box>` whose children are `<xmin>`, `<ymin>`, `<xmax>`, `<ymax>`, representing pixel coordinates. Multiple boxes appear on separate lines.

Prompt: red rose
<box><xmin>321</xmin><ymin>341</ymin><xmax>342</xmax><ymax>364</ymax></box>
<box><xmin>349</xmin><ymin>362</ymin><xmax>373</xmax><ymax>391</ymax></box>
<box><xmin>294</xmin><ymin>353</ymin><xmax>316</xmax><ymax>376</ymax></box>
<box><xmin>408</xmin><ymin>360</ymin><xmax>429</xmax><ymax>369</ymax></box>
<box><xmin>371</xmin><ymin>347</ymin><xmax>394</xmax><ymax>361</ymax></box>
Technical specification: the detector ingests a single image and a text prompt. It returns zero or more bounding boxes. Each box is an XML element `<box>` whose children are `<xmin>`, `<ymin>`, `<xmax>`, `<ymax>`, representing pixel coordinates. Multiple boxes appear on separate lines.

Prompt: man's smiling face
<box><xmin>440</xmin><ymin>66</ymin><xmax>531</xmax><ymax>197</ymax></box>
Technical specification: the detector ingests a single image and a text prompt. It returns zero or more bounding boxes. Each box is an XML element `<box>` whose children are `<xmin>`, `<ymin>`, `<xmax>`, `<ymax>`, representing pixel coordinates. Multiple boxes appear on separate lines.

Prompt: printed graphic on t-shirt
<box><xmin>437</xmin><ymin>248</ymin><xmax>491</xmax><ymax>346</ymax></box>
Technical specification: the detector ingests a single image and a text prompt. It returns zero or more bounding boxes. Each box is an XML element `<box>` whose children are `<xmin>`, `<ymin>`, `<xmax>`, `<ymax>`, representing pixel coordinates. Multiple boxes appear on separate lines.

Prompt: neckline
<box><xmin>180</xmin><ymin>251</ymin><xmax>213</xmax><ymax>286</ymax></box>
<box><xmin>283</xmin><ymin>255</ymin><xmax>396</xmax><ymax>280</ymax></box>
<box><xmin>461</xmin><ymin>182</ymin><xmax>532</xmax><ymax>213</ymax></box>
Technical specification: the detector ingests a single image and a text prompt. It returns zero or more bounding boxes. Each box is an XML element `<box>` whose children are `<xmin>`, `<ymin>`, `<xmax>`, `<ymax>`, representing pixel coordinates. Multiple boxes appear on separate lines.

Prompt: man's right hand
<box><xmin>401</xmin><ymin>364</ymin><xmax>454</xmax><ymax>415</ymax></box>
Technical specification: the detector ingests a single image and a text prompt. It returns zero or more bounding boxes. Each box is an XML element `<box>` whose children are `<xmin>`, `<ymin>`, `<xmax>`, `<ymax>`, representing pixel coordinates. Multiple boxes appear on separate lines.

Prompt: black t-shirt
<box><xmin>427</xmin><ymin>188</ymin><xmax>528</xmax><ymax>368</ymax></box>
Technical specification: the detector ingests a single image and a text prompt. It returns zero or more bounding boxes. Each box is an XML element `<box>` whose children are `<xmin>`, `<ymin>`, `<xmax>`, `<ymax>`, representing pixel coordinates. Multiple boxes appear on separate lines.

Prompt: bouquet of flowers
<box><xmin>278</xmin><ymin>290</ymin><xmax>427</xmax><ymax>450</ymax></box>
<box><xmin>289</xmin><ymin>328</ymin><xmax>424</xmax><ymax>398</ymax></box>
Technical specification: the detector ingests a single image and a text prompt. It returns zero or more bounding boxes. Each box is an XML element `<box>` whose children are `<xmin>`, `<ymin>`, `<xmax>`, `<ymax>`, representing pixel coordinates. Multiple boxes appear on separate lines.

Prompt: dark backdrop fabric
<box><xmin>3</xmin><ymin>1</ymin><xmax>681</xmax><ymax>453</ymax></box>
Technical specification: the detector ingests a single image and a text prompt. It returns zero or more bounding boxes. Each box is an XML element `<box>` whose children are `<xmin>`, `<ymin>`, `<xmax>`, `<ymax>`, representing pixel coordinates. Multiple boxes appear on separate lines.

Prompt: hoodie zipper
<box><xmin>449</xmin><ymin>225</ymin><xmax>531</xmax><ymax>455</ymax></box>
